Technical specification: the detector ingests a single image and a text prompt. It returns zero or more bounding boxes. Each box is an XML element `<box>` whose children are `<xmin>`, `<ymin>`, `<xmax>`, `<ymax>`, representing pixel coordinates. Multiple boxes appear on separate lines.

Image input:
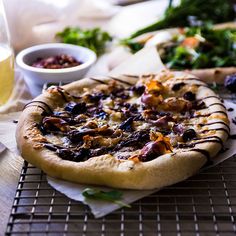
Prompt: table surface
<box><xmin>0</xmin><ymin>1</ymin><xmax>165</xmax><ymax>234</ymax></box>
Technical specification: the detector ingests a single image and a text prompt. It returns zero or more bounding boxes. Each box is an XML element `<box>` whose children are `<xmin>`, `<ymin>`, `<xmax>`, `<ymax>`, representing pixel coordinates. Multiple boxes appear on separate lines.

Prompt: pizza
<box><xmin>16</xmin><ymin>70</ymin><xmax>229</xmax><ymax>190</ymax></box>
<box><xmin>123</xmin><ymin>22</ymin><xmax>236</xmax><ymax>83</ymax></box>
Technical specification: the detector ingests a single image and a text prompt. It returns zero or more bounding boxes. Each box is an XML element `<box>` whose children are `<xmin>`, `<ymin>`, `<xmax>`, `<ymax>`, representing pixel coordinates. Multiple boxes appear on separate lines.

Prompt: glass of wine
<box><xmin>0</xmin><ymin>0</ymin><xmax>14</xmax><ymax>106</ymax></box>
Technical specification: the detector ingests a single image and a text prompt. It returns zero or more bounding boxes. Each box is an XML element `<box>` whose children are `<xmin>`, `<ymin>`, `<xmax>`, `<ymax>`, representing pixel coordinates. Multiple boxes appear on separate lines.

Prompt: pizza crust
<box><xmin>16</xmin><ymin>72</ymin><xmax>229</xmax><ymax>189</ymax></box>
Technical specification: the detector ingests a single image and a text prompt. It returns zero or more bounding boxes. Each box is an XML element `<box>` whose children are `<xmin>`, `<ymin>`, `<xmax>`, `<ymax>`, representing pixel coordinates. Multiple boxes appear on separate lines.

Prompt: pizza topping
<box><xmin>131</xmin><ymin>85</ymin><xmax>145</xmax><ymax>95</ymax></box>
<box><xmin>64</xmin><ymin>102</ymin><xmax>87</xmax><ymax>115</ymax></box>
<box><xmin>37</xmin><ymin>73</ymin><xmax>227</xmax><ymax>163</ymax></box>
<box><xmin>42</xmin><ymin>117</ymin><xmax>70</xmax><ymax>132</ymax></box>
<box><xmin>138</xmin><ymin>133</ymin><xmax>173</xmax><ymax>161</ymax></box>
<box><xmin>224</xmin><ymin>73</ymin><xmax>236</xmax><ymax>93</ymax></box>
<box><xmin>172</xmin><ymin>82</ymin><xmax>185</xmax><ymax>91</ymax></box>
<box><xmin>182</xmin><ymin>129</ymin><xmax>197</xmax><ymax>142</ymax></box>
<box><xmin>183</xmin><ymin>91</ymin><xmax>196</xmax><ymax>101</ymax></box>
<box><xmin>119</xmin><ymin>117</ymin><xmax>134</xmax><ymax>132</ymax></box>
<box><xmin>172</xmin><ymin>123</ymin><xmax>184</xmax><ymax>135</ymax></box>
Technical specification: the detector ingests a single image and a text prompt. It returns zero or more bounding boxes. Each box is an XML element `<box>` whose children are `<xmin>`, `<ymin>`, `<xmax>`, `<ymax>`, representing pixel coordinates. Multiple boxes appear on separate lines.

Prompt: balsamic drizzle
<box><xmin>192</xmin><ymin>110</ymin><xmax>228</xmax><ymax>118</ymax></box>
<box><xmin>123</xmin><ymin>74</ymin><xmax>139</xmax><ymax>78</ymax></box>
<box><xmin>197</xmin><ymin>95</ymin><xmax>221</xmax><ymax>101</ymax></box>
<box><xmin>24</xmin><ymin>101</ymin><xmax>53</xmax><ymax>114</ymax></box>
<box><xmin>89</xmin><ymin>77</ymin><xmax>108</xmax><ymax>84</ymax></box>
<box><xmin>109</xmin><ymin>76</ymin><xmax>134</xmax><ymax>86</ymax></box>
<box><xmin>201</xmin><ymin>128</ymin><xmax>230</xmax><ymax>136</ymax></box>
<box><xmin>177</xmin><ymin>139</ymin><xmax>223</xmax><ymax>149</ymax></box>
<box><xmin>198</xmin><ymin>121</ymin><xmax>230</xmax><ymax>131</ymax></box>
<box><xmin>56</xmin><ymin>87</ymin><xmax>69</xmax><ymax>102</ymax></box>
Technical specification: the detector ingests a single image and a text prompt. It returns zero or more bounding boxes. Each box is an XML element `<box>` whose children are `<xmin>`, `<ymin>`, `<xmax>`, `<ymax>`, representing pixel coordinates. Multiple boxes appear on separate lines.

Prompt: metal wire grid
<box><xmin>5</xmin><ymin>85</ymin><xmax>236</xmax><ymax>236</ymax></box>
<box><xmin>5</xmin><ymin>157</ymin><xmax>236</xmax><ymax>236</ymax></box>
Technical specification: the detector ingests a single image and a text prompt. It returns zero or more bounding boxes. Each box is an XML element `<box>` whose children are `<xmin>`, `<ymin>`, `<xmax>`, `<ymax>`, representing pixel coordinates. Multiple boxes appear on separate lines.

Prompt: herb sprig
<box><xmin>56</xmin><ymin>27</ymin><xmax>112</xmax><ymax>56</ymax></box>
<box><xmin>82</xmin><ymin>188</ymin><xmax>131</xmax><ymax>208</ymax></box>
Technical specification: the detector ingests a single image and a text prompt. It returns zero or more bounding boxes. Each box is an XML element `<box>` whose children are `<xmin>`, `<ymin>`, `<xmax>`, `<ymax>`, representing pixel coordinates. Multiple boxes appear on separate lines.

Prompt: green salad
<box><xmin>56</xmin><ymin>27</ymin><xmax>112</xmax><ymax>56</ymax></box>
<box><xmin>159</xmin><ymin>25</ymin><xmax>236</xmax><ymax>70</ymax></box>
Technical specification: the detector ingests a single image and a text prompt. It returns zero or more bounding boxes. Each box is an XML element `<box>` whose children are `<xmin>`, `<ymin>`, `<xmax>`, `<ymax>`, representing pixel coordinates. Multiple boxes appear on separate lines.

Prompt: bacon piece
<box><xmin>137</xmin><ymin>133</ymin><xmax>173</xmax><ymax>162</ymax></box>
<box><xmin>42</xmin><ymin>117</ymin><xmax>70</xmax><ymax>132</ymax></box>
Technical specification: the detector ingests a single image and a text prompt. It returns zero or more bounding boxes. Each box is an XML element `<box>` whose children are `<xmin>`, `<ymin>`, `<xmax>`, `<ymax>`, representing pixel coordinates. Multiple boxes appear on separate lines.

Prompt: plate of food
<box><xmin>123</xmin><ymin>22</ymin><xmax>236</xmax><ymax>83</ymax></box>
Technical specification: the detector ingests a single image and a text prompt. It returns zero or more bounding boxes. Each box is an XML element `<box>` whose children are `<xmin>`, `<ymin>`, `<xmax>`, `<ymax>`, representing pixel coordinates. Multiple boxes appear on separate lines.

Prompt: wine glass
<box><xmin>0</xmin><ymin>0</ymin><xmax>14</xmax><ymax>106</ymax></box>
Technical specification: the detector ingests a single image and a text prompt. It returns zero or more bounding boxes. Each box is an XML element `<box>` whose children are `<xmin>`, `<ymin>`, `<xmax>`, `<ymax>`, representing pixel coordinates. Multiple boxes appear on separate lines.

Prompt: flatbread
<box><xmin>16</xmin><ymin>71</ymin><xmax>229</xmax><ymax>189</ymax></box>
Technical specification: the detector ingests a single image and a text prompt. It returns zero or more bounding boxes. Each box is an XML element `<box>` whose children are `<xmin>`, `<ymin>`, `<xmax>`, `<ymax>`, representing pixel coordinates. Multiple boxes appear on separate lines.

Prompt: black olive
<box><xmin>119</xmin><ymin>117</ymin><xmax>134</xmax><ymax>132</ymax></box>
<box><xmin>116</xmin><ymin>130</ymin><xmax>150</xmax><ymax>149</ymax></box>
<box><xmin>56</xmin><ymin>148</ymin><xmax>90</xmax><ymax>162</ymax></box>
<box><xmin>192</xmin><ymin>100</ymin><xmax>206</xmax><ymax>110</ymax></box>
<box><xmin>183</xmin><ymin>91</ymin><xmax>196</xmax><ymax>101</ymax></box>
<box><xmin>182</xmin><ymin>129</ymin><xmax>197</xmax><ymax>142</ymax></box>
<box><xmin>111</xmin><ymin>88</ymin><xmax>129</xmax><ymax>99</ymax></box>
<box><xmin>68</xmin><ymin>129</ymin><xmax>95</xmax><ymax>143</ymax></box>
<box><xmin>88</xmin><ymin>93</ymin><xmax>108</xmax><ymax>102</ymax></box>
<box><xmin>224</xmin><ymin>74</ymin><xmax>236</xmax><ymax>92</ymax></box>
<box><xmin>131</xmin><ymin>85</ymin><xmax>145</xmax><ymax>95</ymax></box>
<box><xmin>56</xmin><ymin>149</ymin><xmax>76</xmax><ymax>161</ymax></box>
<box><xmin>74</xmin><ymin>148</ymin><xmax>91</xmax><ymax>162</ymax></box>
<box><xmin>95</xmin><ymin>110</ymin><xmax>108</xmax><ymax>119</ymax></box>
<box><xmin>64</xmin><ymin>102</ymin><xmax>87</xmax><ymax>115</ymax></box>
<box><xmin>172</xmin><ymin>82</ymin><xmax>185</xmax><ymax>91</ymax></box>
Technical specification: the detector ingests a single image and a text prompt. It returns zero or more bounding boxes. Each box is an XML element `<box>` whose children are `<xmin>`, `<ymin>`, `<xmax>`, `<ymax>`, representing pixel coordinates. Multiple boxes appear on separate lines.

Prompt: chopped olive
<box><xmin>131</xmin><ymin>85</ymin><xmax>145</xmax><ymax>95</ymax></box>
<box><xmin>111</xmin><ymin>88</ymin><xmax>129</xmax><ymax>99</ymax></box>
<box><xmin>68</xmin><ymin>129</ymin><xmax>95</xmax><ymax>142</ymax></box>
<box><xmin>95</xmin><ymin>110</ymin><xmax>108</xmax><ymax>119</ymax></box>
<box><xmin>183</xmin><ymin>91</ymin><xmax>196</xmax><ymax>101</ymax></box>
<box><xmin>65</xmin><ymin>102</ymin><xmax>87</xmax><ymax>115</ymax></box>
<box><xmin>119</xmin><ymin>117</ymin><xmax>133</xmax><ymax>132</ymax></box>
<box><xmin>224</xmin><ymin>74</ymin><xmax>236</xmax><ymax>92</ymax></box>
<box><xmin>87</xmin><ymin>93</ymin><xmax>108</xmax><ymax>102</ymax></box>
<box><xmin>56</xmin><ymin>149</ymin><xmax>77</xmax><ymax>160</ymax></box>
<box><xmin>56</xmin><ymin>148</ymin><xmax>90</xmax><ymax>162</ymax></box>
<box><xmin>182</xmin><ymin>129</ymin><xmax>197</xmax><ymax>142</ymax></box>
<box><xmin>172</xmin><ymin>82</ymin><xmax>185</xmax><ymax>91</ymax></box>
<box><xmin>192</xmin><ymin>100</ymin><xmax>206</xmax><ymax>110</ymax></box>
<box><xmin>117</xmin><ymin>130</ymin><xmax>150</xmax><ymax>149</ymax></box>
<box><xmin>74</xmin><ymin>148</ymin><xmax>91</xmax><ymax>161</ymax></box>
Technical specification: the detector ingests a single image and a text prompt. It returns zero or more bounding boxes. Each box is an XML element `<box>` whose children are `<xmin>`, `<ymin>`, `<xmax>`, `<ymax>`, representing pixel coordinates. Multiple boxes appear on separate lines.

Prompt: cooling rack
<box><xmin>5</xmin><ymin>85</ymin><xmax>236</xmax><ymax>236</ymax></box>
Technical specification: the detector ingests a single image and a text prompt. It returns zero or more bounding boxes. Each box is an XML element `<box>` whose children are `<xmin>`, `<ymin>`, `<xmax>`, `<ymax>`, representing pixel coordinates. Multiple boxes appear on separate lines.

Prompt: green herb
<box><xmin>82</xmin><ymin>188</ymin><xmax>131</xmax><ymax>208</ymax></box>
<box><xmin>210</xmin><ymin>82</ymin><xmax>220</xmax><ymax>92</ymax></box>
<box><xmin>120</xmin><ymin>38</ymin><xmax>144</xmax><ymax>53</ymax></box>
<box><xmin>130</xmin><ymin>0</ymin><xmax>235</xmax><ymax>38</ymax></box>
<box><xmin>160</xmin><ymin>25</ymin><xmax>236</xmax><ymax>70</ymax></box>
<box><xmin>56</xmin><ymin>27</ymin><xmax>112</xmax><ymax>56</ymax></box>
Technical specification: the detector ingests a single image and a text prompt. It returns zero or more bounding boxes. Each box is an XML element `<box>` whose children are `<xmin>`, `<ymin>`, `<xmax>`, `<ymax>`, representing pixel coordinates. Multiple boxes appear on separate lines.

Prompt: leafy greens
<box><xmin>56</xmin><ymin>27</ymin><xmax>112</xmax><ymax>56</ymax></box>
<box><xmin>82</xmin><ymin>188</ymin><xmax>131</xmax><ymax>208</ymax></box>
<box><xmin>160</xmin><ymin>25</ymin><xmax>236</xmax><ymax>70</ymax></box>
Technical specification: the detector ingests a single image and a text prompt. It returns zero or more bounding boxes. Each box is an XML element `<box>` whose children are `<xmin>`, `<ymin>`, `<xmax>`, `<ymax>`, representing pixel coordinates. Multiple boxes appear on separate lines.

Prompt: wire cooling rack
<box><xmin>5</xmin><ymin>85</ymin><xmax>236</xmax><ymax>236</ymax></box>
<box><xmin>5</xmin><ymin>157</ymin><xmax>236</xmax><ymax>236</ymax></box>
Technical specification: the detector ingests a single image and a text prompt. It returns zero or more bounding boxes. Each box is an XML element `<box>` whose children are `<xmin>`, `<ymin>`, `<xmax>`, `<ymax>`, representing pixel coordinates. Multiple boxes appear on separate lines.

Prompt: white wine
<box><xmin>0</xmin><ymin>45</ymin><xmax>14</xmax><ymax>105</ymax></box>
